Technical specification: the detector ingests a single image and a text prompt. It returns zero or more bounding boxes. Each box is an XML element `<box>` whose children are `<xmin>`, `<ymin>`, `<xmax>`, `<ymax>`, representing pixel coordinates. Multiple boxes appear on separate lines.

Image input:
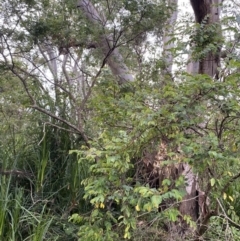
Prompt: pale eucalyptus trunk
<box><xmin>77</xmin><ymin>0</ymin><xmax>134</xmax><ymax>84</ymax></box>
<box><xmin>162</xmin><ymin>0</ymin><xmax>178</xmax><ymax>75</ymax></box>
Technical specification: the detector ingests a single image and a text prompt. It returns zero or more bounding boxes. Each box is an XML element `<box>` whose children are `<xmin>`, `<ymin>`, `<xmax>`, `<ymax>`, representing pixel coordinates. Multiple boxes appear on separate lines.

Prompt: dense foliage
<box><xmin>1</xmin><ymin>0</ymin><xmax>240</xmax><ymax>240</ymax></box>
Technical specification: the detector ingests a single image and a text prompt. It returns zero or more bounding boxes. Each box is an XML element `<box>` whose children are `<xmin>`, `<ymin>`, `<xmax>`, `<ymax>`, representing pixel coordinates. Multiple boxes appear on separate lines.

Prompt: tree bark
<box><xmin>162</xmin><ymin>0</ymin><xmax>178</xmax><ymax>75</ymax></box>
<box><xmin>189</xmin><ymin>0</ymin><xmax>221</xmax><ymax>77</ymax></box>
<box><xmin>77</xmin><ymin>0</ymin><xmax>134</xmax><ymax>84</ymax></box>
<box><xmin>182</xmin><ymin>1</ymin><xmax>222</xmax><ymax>239</ymax></box>
<box><xmin>165</xmin><ymin>1</ymin><xmax>222</xmax><ymax>239</ymax></box>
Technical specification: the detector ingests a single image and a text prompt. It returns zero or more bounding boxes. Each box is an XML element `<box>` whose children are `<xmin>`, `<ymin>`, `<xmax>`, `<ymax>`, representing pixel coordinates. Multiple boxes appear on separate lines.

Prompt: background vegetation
<box><xmin>1</xmin><ymin>0</ymin><xmax>240</xmax><ymax>240</ymax></box>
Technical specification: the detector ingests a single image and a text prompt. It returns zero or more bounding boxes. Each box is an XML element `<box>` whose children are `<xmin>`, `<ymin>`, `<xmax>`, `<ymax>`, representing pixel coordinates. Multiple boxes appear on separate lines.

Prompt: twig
<box><xmin>217</xmin><ymin>198</ymin><xmax>240</xmax><ymax>230</ymax></box>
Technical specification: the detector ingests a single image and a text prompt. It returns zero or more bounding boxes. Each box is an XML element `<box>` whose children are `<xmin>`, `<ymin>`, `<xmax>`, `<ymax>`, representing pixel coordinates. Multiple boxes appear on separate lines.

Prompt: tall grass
<box><xmin>0</xmin><ymin>167</ymin><xmax>55</xmax><ymax>240</ymax></box>
<box><xmin>0</xmin><ymin>112</ymin><xmax>91</xmax><ymax>240</ymax></box>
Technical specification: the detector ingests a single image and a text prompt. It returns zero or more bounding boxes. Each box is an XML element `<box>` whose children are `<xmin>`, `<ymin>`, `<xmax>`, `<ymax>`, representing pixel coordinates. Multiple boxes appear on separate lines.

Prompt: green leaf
<box><xmin>210</xmin><ymin>178</ymin><xmax>216</xmax><ymax>187</ymax></box>
<box><xmin>151</xmin><ymin>195</ymin><xmax>162</xmax><ymax>208</ymax></box>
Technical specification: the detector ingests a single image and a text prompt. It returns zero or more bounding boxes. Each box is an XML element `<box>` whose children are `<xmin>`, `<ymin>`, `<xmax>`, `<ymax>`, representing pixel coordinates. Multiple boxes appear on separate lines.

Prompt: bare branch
<box><xmin>77</xmin><ymin>0</ymin><xmax>134</xmax><ymax>84</ymax></box>
<box><xmin>32</xmin><ymin>104</ymin><xmax>90</xmax><ymax>147</ymax></box>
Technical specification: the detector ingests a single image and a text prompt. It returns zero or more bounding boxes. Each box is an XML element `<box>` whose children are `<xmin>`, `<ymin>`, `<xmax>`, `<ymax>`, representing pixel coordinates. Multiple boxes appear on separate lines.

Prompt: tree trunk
<box><xmin>162</xmin><ymin>0</ymin><xmax>178</xmax><ymax>75</ymax></box>
<box><xmin>77</xmin><ymin>0</ymin><xmax>134</xmax><ymax>84</ymax></box>
<box><xmin>163</xmin><ymin>1</ymin><xmax>222</xmax><ymax>239</ymax></box>
<box><xmin>188</xmin><ymin>0</ymin><xmax>221</xmax><ymax>77</ymax></box>
<box><xmin>180</xmin><ymin>1</ymin><xmax>222</xmax><ymax>239</ymax></box>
